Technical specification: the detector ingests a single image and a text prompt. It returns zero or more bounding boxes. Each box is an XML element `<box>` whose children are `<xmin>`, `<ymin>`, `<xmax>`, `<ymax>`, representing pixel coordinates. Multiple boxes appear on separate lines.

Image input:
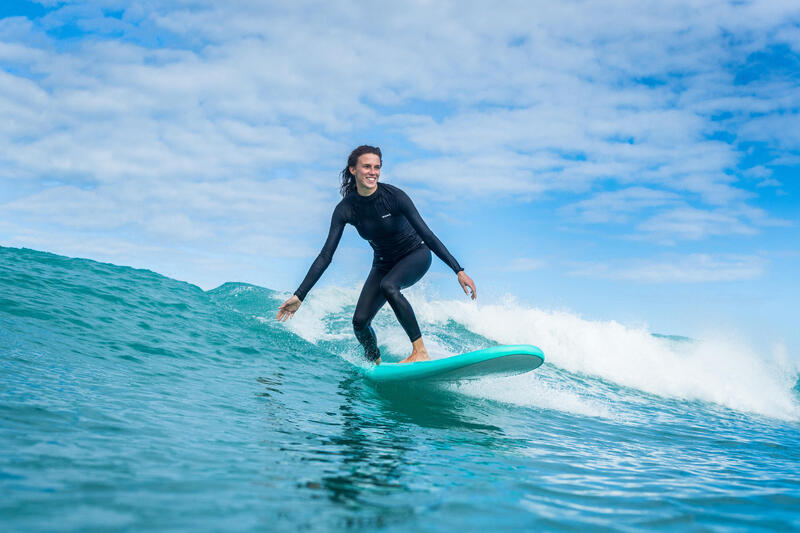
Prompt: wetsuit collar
<box><xmin>354</xmin><ymin>183</ymin><xmax>382</xmax><ymax>202</ymax></box>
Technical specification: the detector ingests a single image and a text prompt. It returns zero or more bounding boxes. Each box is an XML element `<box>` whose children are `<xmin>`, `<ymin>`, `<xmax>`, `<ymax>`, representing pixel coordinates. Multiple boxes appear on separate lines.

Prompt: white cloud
<box><xmin>502</xmin><ymin>257</ymin><xmax>547</xmax><ymax>272</ymax></box>
<box><xmin>570</xmin><ymin>253</ymin><xmax>768</xmax><ymax>283</ymax></box>
<box><xmin>562</xmin><ymin>187</ymin><xmax>682</xmax><ymax>223</ymax></box>
<box><xmin>738</xmin><ymin>112</ymin><xmax>800</xmax><ymax>150</ymax></box>
<box><xmin>775</xmin><ymin>24</ymin><xmax>800</xmax><ymax>53</ymax></box>
<box><xmin>637</xmin><ymin>207</ymin><xmax>755</xmax><ymax>241</ymax></box>
<box><xmin>635</xmin><ymin>204</ymin><xmax>789</xmax><ymax>242</ymax></box>
<box><xmin>4</xmin><ymin>176</ymin><xmax>333</xmax><ymax>260</ymax></box>
<box><xmin>1</xmin><ymin>0</ymin><xmax>798</xmax><ymax>279</ymax></box>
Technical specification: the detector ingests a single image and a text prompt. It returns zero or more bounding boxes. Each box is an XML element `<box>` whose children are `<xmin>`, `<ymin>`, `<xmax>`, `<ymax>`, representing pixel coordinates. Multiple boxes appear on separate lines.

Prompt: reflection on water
<box><xmin>291</xmin><ymin>375</ymin><xmax>511</xmax><ymax>528</ymax></box>
<box><xmin>368</xmin><ymin>380</ymin><xmax>503</xmax><ymax>433</ymax></box>
<box><xmin>320</xmin><ymin>378</ymin><xmax>408</xmax><ymax>507</ymax></box>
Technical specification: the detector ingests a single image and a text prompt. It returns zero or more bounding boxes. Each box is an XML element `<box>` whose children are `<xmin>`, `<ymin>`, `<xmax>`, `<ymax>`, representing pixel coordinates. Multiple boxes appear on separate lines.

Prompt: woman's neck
<box><xmin>356</xmin><ymin>182</ymin><xmax>379</xmax><ymax>197</ymax></box>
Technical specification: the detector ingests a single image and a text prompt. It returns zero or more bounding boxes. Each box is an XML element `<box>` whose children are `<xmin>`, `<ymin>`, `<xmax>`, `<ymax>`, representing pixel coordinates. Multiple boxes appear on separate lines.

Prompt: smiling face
<box><xmin>350</xmin><ymin>153</ymin><xmax>381</xmax><ymax>196</ymax></box>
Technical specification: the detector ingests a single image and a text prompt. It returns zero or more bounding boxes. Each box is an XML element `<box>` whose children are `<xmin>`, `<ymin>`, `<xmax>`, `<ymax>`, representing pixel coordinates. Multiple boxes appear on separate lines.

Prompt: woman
<box><xmin>276</xmin><ymin>145</ymin><xmax>476</xmax><ymax>364</ymax></box>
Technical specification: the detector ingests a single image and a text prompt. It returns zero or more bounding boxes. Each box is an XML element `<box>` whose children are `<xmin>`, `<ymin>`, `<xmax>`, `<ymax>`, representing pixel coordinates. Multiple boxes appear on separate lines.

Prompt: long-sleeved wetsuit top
<box><xmin>294</xmin><ymin>183</ymin><xmax>462</xmax><ymax>301</ymax></box>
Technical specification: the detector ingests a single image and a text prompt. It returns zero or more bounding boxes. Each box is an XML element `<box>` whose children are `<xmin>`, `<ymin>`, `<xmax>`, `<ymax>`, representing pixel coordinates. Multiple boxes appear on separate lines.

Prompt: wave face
<box><xmin>2</xmin><ymin>246</ymin><xmax>800</xmax><ymax>531</ymax></box>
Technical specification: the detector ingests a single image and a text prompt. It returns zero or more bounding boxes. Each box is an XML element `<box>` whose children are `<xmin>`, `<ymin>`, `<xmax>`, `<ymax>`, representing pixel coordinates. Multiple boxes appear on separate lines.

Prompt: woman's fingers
<box><xmin>457</xmin><ymin>272</ymin><xmax>477</xmax><ymax>300</ymax></box>
<box><xmin>276</xmin><ymin>297</ymin><xmax>299</xmax><ymax>321</ymax></box>
<box><xmin>277</xmin><ymin>309</ymin><xmax>294</xmax><ymax>322</ymax></box>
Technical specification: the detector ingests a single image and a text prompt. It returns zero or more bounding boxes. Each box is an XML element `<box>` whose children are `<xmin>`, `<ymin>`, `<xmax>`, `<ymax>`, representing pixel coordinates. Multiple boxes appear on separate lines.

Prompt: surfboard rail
<box><xmin>362</xmin><ymin>344</ymin><xmax>544</xmax><ymax>383</ymax></box>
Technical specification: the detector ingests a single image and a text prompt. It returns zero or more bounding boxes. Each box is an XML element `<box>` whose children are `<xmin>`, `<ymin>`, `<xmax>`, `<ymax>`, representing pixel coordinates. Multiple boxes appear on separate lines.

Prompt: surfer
<box><xmin>276</xmin><ymin>145</ymin><xmax>476</xmax><ymax>365</ymax></box>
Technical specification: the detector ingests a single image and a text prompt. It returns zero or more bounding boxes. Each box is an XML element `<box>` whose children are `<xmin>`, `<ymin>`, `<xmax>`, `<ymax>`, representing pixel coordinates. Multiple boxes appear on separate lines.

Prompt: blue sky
<box><xmin>1</xmin><ymin>0</ymin><xmax>799</xmax><ymax>353</ymax></box>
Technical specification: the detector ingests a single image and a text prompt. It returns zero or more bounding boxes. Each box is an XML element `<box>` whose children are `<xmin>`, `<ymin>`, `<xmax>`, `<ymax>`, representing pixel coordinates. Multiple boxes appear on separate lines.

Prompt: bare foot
<box><xmin>400</xmin><ymin>337</ymin><xmax>430</xmax><ymax>364</ymax></box>
<box><xmin>399</xmin><ymin>351</ymin><xmax>430</xmax><ymax>363</ymax></box>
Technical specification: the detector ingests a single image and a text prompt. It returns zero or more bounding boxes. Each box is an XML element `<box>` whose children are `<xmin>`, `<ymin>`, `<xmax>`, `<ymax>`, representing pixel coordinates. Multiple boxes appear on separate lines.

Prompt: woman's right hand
<box><xmin>276</xmin><ymin>295</ymin><xmax>302</xmax><ymax>321</ymax></box>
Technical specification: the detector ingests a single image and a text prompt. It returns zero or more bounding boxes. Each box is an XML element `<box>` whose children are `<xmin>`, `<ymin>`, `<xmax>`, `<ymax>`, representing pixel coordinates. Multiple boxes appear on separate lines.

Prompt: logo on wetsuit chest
<box><xmin>381</xmin><ymin>213</ymin><xmax>391</xmax><ymax>219</ymax></box>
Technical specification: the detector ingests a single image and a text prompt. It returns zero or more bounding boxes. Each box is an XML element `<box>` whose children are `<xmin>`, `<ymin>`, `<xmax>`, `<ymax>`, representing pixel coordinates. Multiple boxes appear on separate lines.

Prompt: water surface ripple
<box><xmin>2</xmin><ymin>247</ymin><xmax>799</xmax><ymax>531</ymax></box>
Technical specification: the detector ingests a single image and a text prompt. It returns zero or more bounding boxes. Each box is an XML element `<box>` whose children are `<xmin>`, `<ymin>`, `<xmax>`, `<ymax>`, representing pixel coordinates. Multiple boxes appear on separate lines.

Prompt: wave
<box><xmin>287</xmin><ymin>285</ymin><xmax>800</xmax><ymax>421</ymax></box>
<box><xmin>3</xmin><ymin>246</ymin><xmax>798</xmax><ymax>422</ymax></box>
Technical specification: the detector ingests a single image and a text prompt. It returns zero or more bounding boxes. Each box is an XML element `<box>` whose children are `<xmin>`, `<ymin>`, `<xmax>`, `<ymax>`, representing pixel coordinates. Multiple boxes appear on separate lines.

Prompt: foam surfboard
<box><xmin>362</xmin><ymin>344</ymin><xmax>544</xmax><ymax>383</ymax></box>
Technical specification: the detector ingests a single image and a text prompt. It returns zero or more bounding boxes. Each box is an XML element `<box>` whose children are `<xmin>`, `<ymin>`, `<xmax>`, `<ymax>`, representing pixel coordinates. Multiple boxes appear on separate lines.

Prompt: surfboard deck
<box><xmin>362</xmin><ymin>344</ymin><xmax>544</xmax><ymax>383</ymax></box>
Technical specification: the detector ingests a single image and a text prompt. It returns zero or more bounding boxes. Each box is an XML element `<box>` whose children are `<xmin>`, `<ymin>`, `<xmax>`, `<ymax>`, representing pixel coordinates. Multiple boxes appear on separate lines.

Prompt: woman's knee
<box><xmin>352</xmin><ymin>313</ymin><xmax>370</xmax><ymax>331</ymax></box>
<box><xmin>379</xmin><ymin>279</ymin><xmax>401</xmax><ymax>300</ymax></box>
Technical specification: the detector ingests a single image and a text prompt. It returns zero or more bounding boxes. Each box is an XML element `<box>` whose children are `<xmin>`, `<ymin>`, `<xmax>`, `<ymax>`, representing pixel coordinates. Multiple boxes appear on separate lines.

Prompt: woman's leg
<box><xmin>379</xmin><ymin>246</ymin><xmax>432</xmax><ymax>362</ymax></box>
<box><xmin>352</xmin><ymin>245</ymin><xmax>432</xmax><ymax>363</ymax></box>
<box><xmin>352</xmin><ymin>267</ymin><xmax>387</xmax><ymax>362</ymax></box>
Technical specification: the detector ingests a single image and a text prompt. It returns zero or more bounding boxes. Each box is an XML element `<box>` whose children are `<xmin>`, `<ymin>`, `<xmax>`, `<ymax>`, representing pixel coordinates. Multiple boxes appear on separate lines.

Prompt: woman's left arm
<box><xmin>397</xmin><ymin>188</ymin><xmax>477</xmax><ymax>300</ymax></box>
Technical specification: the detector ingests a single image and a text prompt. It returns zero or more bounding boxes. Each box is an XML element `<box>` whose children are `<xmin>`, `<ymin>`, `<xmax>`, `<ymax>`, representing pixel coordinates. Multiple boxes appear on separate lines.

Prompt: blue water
<box><xmin>2</xmin><ymin>246</ymin><xmax>799</xmax><ymax>531</ymax></box>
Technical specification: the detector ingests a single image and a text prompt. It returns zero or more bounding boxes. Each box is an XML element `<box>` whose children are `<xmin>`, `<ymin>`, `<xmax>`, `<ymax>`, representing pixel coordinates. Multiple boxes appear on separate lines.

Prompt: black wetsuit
<box><xmin>294</xmin><ymin>183</ymin><xmax>462</xmax><ymax>361</ymax></box>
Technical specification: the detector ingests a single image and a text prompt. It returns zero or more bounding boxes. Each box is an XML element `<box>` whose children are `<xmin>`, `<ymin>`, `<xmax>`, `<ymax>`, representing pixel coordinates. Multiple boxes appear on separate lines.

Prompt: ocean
<box><xmin>2</xmin><ymin>246</ymin><xmax>799</xmax><ymax>531</ymax></box>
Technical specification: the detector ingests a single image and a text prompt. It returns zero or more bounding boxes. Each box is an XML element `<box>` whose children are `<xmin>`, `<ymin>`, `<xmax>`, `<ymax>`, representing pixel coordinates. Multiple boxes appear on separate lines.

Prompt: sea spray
<box><xmin>291</xmin><ymin>286</ymin><xmax>800</xmax><ymax>420</ymax></box>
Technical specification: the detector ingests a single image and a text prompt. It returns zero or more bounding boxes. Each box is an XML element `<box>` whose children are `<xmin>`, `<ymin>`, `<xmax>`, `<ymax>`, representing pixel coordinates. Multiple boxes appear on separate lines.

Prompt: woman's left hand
<box><xmin>457</xmin><ymin>271</ymin><xmax>477</xmax><ymax>300</ymax></box>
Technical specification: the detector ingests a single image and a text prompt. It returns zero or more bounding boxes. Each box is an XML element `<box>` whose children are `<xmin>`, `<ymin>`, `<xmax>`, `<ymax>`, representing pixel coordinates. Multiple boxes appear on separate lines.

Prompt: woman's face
<box><xmin>350</xmin><ymin>153</ymin><xmax>381</xmax><ymax>195</ymax></box>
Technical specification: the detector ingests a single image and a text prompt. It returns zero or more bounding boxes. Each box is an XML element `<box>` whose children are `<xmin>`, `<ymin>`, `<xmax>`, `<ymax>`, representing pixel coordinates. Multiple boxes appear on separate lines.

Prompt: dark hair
<box><xmin>340</xmin><ymin>145</ymin><xmax>382</xmax><ymax>197</ymax></box>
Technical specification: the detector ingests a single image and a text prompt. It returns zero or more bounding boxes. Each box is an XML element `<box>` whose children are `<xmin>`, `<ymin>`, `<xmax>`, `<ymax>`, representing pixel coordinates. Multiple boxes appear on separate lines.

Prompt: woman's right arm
<box><xmin>294</xmin><ymin>205</ymin><xmax>348</xmax><ymax>301</ymax></box>
<box><xmin>277</xmin><ymin>205</ymin><xmax>347</xmax><ymax>321</ymax></box>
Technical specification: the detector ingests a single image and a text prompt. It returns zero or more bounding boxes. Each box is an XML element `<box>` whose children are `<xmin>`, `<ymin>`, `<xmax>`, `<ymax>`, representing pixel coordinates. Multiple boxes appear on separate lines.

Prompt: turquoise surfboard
<box><xmin>362</xmin><ymin>344</ymin><xmax>544</xmax><ymax>383</ymax></box>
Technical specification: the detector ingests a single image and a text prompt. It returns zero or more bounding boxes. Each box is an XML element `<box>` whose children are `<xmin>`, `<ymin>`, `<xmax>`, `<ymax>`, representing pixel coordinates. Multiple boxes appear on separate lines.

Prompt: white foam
<box><xmin>278</xmin><ymin>286</ymin><xmax>358</xmax><ymax>344</ymax></box>
<box><xmin>449</xmin><ymin>373</ymin><xmax>617</xmax><ymax>420</ymax></box>
<box><xmin>418</xmin><ymin>296</ymin><xmax>800</xmax><ymax>421</ymax></box>
<box><xmin>280</xmin><ymin>285</ymin><xmax>800</xmax><ymax>421</ymax></box>
<box><xmin>282</xmin><ymin>285</ymin><xmax>459</xmax><ymax>360</ymax></box>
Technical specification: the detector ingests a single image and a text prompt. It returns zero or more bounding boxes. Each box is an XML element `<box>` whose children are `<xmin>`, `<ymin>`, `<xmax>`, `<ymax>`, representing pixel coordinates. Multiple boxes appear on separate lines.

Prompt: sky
<box><xmin>1</xmin><ymin>0</ymin><xmax>799</xmax><ymax>354</ymax></box>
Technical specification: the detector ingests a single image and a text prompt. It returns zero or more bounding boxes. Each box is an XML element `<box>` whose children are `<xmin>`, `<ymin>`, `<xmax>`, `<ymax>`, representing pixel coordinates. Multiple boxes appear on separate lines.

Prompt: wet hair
<box><xmin>340</xmin><ymin>145</ymin><xmax>382</xmax><ymax>197</ymax></box>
